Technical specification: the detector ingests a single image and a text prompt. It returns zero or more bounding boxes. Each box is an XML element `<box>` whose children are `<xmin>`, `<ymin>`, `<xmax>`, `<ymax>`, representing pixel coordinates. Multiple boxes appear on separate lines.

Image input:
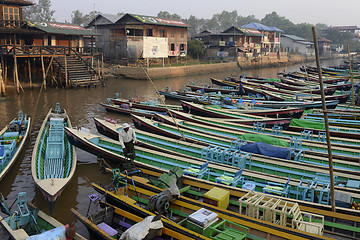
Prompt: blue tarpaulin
<box><xmin>240</xmin><ymin>142</ymin><xmax>291</xmax><ymax>160</ymax></box>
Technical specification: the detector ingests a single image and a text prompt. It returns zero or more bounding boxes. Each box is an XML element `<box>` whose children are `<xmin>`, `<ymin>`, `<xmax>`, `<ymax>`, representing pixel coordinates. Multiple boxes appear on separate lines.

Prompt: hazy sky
<box><xmin>52</xmin><ymin>0</ymin><xmax>358</xmax><ymax>27</ymax></box>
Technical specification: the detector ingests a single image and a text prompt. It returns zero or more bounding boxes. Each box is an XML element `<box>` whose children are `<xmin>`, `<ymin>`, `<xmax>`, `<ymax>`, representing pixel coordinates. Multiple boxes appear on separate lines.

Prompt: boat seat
<box><xmin>17</xmin><ymin>192</ymin><xmax>30</xmax><ymax>217</ymax></box>
<box><xmin>97</xmin><ymin>222</ymin><xmax>118</xmax><ymax>237</ymax></box>
<box><xmin>184</xmin><ymin>161</ymin><xmax>210</xmax><ymax>180</ymax></box>
<box><xmin>216</xmin><ymin>169</ymin><xmax>244</xmax><ymax>187</ymax></box>
<box><xmin>44</xmin><ymin>158</ymin><xmax>64</xmax><ymax>179</ymax></box>
<box><xmin>263</xmin><ymin>177</ymin><xmax>291</xmax><ymax>198</ymax></box>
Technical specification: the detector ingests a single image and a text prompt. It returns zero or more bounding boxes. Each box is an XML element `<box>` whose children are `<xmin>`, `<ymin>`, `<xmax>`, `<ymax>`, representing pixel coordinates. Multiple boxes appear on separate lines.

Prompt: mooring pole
<box><xmin>28</xmin><ymin>58</ymin><xmax>32</xmax><ymax>88</ymax></box>
<box><xmin>312</xmin><ymin>26</ymin><xmax>336</xmax><ymax>212</ymax></box>
<box><xmin>41</xmin><ymin>54</ymin><xmax>46</xmax><ymax>90</ymax></box>
<box><xmin>347</xmin><ymin>45</ymin><xmax>356</xmax><ymax>110</ymax></box>
<box><xmin>65</xmin><ymin>55</ymin><xmax>68</xmax><ymax>87</ymax></box>
<box><xmin>14</xmin><ymin>56</ymin><xmax>20</xmax><ymax>93</ymax></box>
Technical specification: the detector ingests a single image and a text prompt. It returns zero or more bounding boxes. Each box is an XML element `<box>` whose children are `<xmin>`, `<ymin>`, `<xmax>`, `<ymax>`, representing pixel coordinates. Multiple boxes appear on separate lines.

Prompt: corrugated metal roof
<box><xmin>127</xmin><ymin>14</ymin><xmax>189</xmax><ymax>27</ymax></box>
<box><xmin>241</xmin><ymin>22</ymin><xmax>283</xmax><ymax>32</ymax></box>
<box><xmin>1</xmin><ymin>0</ymin><xmax>34</xmax><ymax>6</ymax></box>
<box><xmin>282</xmin><ymin>34</ymin><xmax>306</xmax><ymax>41</ymax></box>
<box><xmin>101</xmin><ymin>14</ymin><xmax>123</xmax><ymax>24</ymax></box>
<box><xmin>29</xmin><ymin>22</ymin><xmax>100</xmax><ymax>36</ymax></box>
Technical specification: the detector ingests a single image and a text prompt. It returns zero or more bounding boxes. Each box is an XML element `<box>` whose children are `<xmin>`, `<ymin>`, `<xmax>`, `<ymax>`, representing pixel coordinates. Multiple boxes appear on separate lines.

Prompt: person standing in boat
<box><xmin>119</xmin><ymin>123</ymin><xmax>137</xmax><ymax>164</ymax></box>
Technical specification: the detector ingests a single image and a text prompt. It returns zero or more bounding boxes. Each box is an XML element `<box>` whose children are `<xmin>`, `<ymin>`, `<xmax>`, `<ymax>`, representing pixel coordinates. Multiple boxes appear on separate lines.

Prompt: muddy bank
<box><xmin>111</xmin><ymin>54</ymin><xmax>345</xmax><ymax>80</ymax></box>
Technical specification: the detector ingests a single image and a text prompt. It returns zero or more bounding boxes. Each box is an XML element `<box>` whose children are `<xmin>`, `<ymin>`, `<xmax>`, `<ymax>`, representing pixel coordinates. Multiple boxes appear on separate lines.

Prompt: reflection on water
<box><xmin>0</xmin><ymin>59</ymin><xmax>342</xmax><ymax>239</ymax></box>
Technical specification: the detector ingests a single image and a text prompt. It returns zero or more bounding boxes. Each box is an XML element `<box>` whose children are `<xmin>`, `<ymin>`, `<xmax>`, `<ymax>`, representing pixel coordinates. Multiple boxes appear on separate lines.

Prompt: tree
<box><xmin>261</xmin><ymin>11</ymin><xmax>295</xmax><ymax>32</ymax></box>
<box><xmin>71</xmin><ymin>10</ymin><xmax>84</xmax><ymax>26</ymax></box>
<box><xmin>157</xmin><ymin>11</ymin><xmax>182</xmax><ymax>20</ymax></box>
<box><xmin>23</xmin><ymin>0</ymin><xmax>55</xmax><ymax>22</ymax></box>
<box><xmin>187</xmin><ymin>39</ymin><xmax>206</xmax><ymax>59</ymax></box>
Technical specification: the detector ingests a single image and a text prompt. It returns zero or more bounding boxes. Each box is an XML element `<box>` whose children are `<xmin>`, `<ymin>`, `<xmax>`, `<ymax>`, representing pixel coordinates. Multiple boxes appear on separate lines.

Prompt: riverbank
<box><xmin>111</xmin><ymin>54</ymin><xmax>346</xmax><ymax>80</ymax></box>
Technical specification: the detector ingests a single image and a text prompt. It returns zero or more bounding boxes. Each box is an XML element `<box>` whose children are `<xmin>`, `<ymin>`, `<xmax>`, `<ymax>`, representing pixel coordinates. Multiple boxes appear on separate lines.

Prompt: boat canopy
<box><xmin>238</xmin><ymin>133</ymin><xmax>289</xmax><ymax>147</ymax></box>
<box><xmin>240</xmin><ymin>142</ymin><xmax>291</xmax><ymax>160</ymax></box>
<box><xmin>290</xmin><ymin>119</ymin><xmax>325</xmax><ymax>130</ymax></box>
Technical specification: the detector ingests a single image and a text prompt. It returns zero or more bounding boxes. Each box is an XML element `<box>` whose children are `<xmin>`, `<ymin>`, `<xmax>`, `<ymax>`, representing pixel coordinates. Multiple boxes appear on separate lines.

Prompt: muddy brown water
<box><xmin>0</xmin><ymin>59</ymin><xmax>342</xmax><ymax>239</ymax></box>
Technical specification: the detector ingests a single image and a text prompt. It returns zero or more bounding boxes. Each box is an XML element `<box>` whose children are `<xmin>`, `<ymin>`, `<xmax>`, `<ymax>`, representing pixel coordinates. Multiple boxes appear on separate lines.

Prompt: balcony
<box><xmin>0</xmin><ymin>45</ymin><xmax>94</xmax><ymax>56</ymax></box>
<box><xmin>0</xmin><ymin>19</ymin><xmax>29</xmax><ymax>29</ymax></box>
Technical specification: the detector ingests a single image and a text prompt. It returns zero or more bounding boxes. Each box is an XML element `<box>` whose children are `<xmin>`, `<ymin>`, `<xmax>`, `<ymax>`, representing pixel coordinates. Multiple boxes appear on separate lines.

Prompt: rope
<box><xmin>29</xmin><ymin>79</ymin><xmax>45</xmax><ymax>134</ymax></box>
<box><xmin>137</xmin><ymin>60</ymin><xmax>186</xmax><ymax>140</ymax></box>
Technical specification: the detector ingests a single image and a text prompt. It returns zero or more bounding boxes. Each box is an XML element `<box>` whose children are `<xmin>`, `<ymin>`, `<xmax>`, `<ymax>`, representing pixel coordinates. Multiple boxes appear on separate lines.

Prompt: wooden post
<box><xmin>312</xmin><ymin>26</ymin><xmax>336</xmax><ymax>212</ymax></box>
<box><xmin>347</xmin><ymin>45</ymin><xmax>356</xmax><ymax>110</ymax></box>
<box><xmin>91</xmin><ymin>57</ymin><xmax>94</xmax><ymax>69</ymax></box>
<box><xmin>97</xmin><ymin>59</ymin><xmax>100</xmax><ymax>80</ymax></box>
<box><xmin>14</xmin><ymin>56</ymin><xmax>19</xmax><ymax>93</ymax></box>
<box><xmin>147</xmin><ymin>58</ymin><xmax>149</xmax><ymax>68</ymax></box>
<box><xmin>101</xmin><ymin>53</ymin><xmax>104</xmax><ymax>77</ymax></box>
<box><xmin>28</xmin><ymin>58</ymin><xmax>32</xmax><ymax>88</ymax></box>
<box><xmin>41</xmin><ymin>54</ymin><xmax>46</xmax><ymax>90</ymax></box>
<box><xmin>65</xmin><ymin>55</ymin><xmax>68</xmax><ymax>87</ymax></box>
<box><xmin>162</xmin><ymin>58</ymin><xmax>164</xmax><ymax>67</ymax></box>
<box><xmin>0</xmin><ymin>64</ymin><xmax>5</xmax><ymax>96</ymax></box>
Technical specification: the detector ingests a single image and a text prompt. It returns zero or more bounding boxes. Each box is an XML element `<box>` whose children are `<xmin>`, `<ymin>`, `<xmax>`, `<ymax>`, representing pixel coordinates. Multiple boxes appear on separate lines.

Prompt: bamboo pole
<box><xmin>65</xmin><ymin>55</ymin><xmax>68</xmax><ymax>87</ymax></box>
<box><xmin>347</xmin><ymin>45</ymin><xmax>356</xmax><ymax>110</ymax></box>
<box><xmin>101</xmin><ymin>53</ymin><xmax>104</xmax><ymax>77</ymax></box>
<box><xmin>97</xmin><ymin>59</ymin><xmax>100</xmax><ymax>80</ymax></box>
<box><xmin>41</xmin><ymin>54</ymin><xmax>46</xmax><ymax>90</ymax></box>
<box><xmin>3</xmin><ymin>57</ymin><xmax>7</xmax><ymax>86</ymax></box>
<box><xmin>312</xmin><ymin>26</ymin><xmax>336</xmax><ymax>212</ymax></box>
<box><xmin>28</xmin><ymin>58</ymin><xmax>32</xmax><ymax>88</ymax></box>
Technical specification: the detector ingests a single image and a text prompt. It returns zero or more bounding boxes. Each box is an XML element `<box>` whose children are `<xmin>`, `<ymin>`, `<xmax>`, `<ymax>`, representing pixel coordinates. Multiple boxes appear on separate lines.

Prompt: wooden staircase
<box><xmin>54</xmin><ymin>55</ymin><xmax>102</xmax><ymax>87</ymax></box>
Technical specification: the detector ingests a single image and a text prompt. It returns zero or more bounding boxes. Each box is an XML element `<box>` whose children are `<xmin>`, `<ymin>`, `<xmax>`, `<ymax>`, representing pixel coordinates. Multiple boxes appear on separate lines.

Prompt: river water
<box><xmin>0</xmin><ymin>58</ymin><xmax>343</xmax><ymax>239</ymax></box>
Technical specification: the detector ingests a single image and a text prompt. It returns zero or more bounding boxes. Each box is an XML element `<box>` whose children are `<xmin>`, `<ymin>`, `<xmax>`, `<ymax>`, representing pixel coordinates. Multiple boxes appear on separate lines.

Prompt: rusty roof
<box><xmin>122</xmin><ymin>13</ymin><xmax>189</xmax><ymax>28</ymax></box>
<box><xmin>1</xmin><ymin>0</ymin><xmax>34</xmax><ymax>6</ymax></box>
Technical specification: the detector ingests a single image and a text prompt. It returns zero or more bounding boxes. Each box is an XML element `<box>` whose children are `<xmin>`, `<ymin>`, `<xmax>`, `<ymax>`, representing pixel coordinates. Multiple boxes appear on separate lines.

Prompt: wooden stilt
<box><xmin>312</xmin><ymin>26</ymin><xmax>336</xmax><ymax>212</ymax></box>
<box><xmin>14</xmin><ymin>56</ymin><xmax>19</xmax><ymax>93</ymax></box>
<box><xmin>0</xmin><ymin>65</ymin><xmax>5</xmax><ymax>96</ymax></box>
<box><xmin>28</xmin><ymin>58</ymin><xmax>32</xmax><ymax>88</ymax></box>
<box><xmin>65</xmin><ymin>55</ymin><xmax>68</xmax><ymax>87</ymax></box>
<box><xmin>101</xmin><ymin>53</ymin><xmax>104</xmax><ymax>77</ymax></box>
<box><xmin>41</xmin><ymin>54</ymin><xmax>46</xmax><ymax>90</ymax></box>
<box><xmin>97</xmin><ymin>59</ymin><xmax>100</xmax><ymax>80</ymax></box>
<box><xmin>0</xmin><ymin>57</ymin><xmax>5</xmax><ymax>96</ymax></box>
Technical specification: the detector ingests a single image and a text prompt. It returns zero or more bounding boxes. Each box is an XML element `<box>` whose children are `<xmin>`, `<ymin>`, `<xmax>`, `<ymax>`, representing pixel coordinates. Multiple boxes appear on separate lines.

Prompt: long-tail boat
<box><xmin>31</xmin><ymin>103</ymin><xmax>77</xmax><ymax>208</ymax></box>
<box><xmin>109</xmin><ymin>97</ymin><xmax>183</xmax><ymax>112</ymax></box>
<box><xmin>65</xmin><ymin>125</ymin><xmax>360</xmax><ymax>201</ymax></box>
<box><xmin>67</xmin><ymin>124</ymin><xmax>360</xmax><ymax>238</ymax></box>
<box><xmin>0</xmin><ymin>111</ymin><xmax>30</xmax><ymax>181</ymax></box>
<box><xmin>72</xmin><ymin>198</ymin><xmax>207</xmax><ymax>240</ymax></box>
<box><xmin>0</xmin><ymin>192</ymin><xmax>85</xmax><ymax>240</ymax></box>
<box><xmin>101</xmin><ymin>103</ymin><xmax>167</xmax><ymax>118</ymax></box>
<box><xmin>92</xmin><ymin>172</ymin><xmax>338</xmax><ymax>239</ymax></box>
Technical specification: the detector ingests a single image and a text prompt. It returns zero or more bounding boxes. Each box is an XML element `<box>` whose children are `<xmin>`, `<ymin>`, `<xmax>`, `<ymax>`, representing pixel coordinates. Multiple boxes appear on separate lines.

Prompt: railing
<box><xmin>69</xmin><ymin>48</ymin><xmax>98</xmax><ymax>77</ymax></box>
<box><xmin>0</xmin><ymin>45</ymin><xmax>93</xmax><ymax>56</ymax></box>
<box><xmin>0</xmin><ymin>20</ymin><xmax>28</xmax><ymax>29</ymax></box>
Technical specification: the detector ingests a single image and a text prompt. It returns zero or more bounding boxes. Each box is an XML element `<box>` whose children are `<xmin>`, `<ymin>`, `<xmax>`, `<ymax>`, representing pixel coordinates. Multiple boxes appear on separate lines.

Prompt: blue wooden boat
<box><xmin>0</xmin><ymin>192</ymin><xmax>85</xmax><ymax>240</ymax></box>
<box><xmin>0</xmin><ymin>111</ymin><xmax>30</xmax><ymax>181</ymax></box>
<box><xmin>31</xmin><ymin>103</ymin><xmax>77</xmax><ymax>207</ymax></box>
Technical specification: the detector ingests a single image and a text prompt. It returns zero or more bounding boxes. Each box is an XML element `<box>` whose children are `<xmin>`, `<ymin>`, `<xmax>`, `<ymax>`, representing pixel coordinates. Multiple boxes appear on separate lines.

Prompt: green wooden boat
<box><xmin>0</xmin><ymin>192</ymin><xmax>85</xmax><ymax>240</ymax></box>
<box><xmin>0</xmin><ymin>111</ymin><xmax>30</xmax><ymax>181</ymax></box>
<box><xmin>31</xmin><ymin>103</ymin><xmax>76</xmax><ymax>207</ymax></box>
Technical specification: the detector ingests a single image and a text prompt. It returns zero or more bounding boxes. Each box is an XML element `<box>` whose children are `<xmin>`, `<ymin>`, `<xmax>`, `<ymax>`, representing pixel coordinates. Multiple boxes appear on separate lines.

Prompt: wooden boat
<box><xmin>31</xmin><ymin>103</ymin><xmax>77</xmax><ymax>207</ymax></box>
<box><xmin>96</xmin><ymin>168</ymin><xmax>360</xmax><ymax>240</ymax></box>
<box><xmin>280</xmin><ymin>71</ymin><xmax>349</xmax><ymax>84</ymax></box>
<box><xmin>159</xmin><ymin>90</ymin><xmax>199</xmax><ymax>102</ymax></box>
<box><xmin>0</xmin><ymin>192</ymin><xmax>85</xmax><ymax>240</ymax></box>
<box><xmin>101</xmin><ymin>103</ymin><xmax>166</xmax><ymax>118</ymax></box>
<box><xmin>109</xmin><ymin>97</ymin><xmax>183</xmax><ymax>112</ymax></box>
<box><xmin>272</xmin><ymin>82</ymin><xmax>336</xmax><ymax>95</ymax></box>
<box><xmin>280</xmin><ymin>77</ymin><xmax>353</xmax><ymax>91</ymax></box>
<box><xmin>93</xmin><ymin>176</ymin><xmax>333</xmax><ymax>239</ymax></box>
<box><xmin>72</xmin><ymin>196</ymin><xmax>209</xmax><ymax>240</ymax></box>
<box><xmin>0</xmin><ymin>111</ymin><xmax>30</xmax><ymax>181</ymax></box>
<box><xmin>181</xmin><ymin>101</ymin><xmax>304</xmax><ymax>119</ymax></box>
<box><xmin>67</xmin><ymin>124</ymin><xmax>360</xmax><ymax>238</ymax></box>
<box><xmin>186</xmin><ymin>84</ymin><xmax>239</xmax><ymax>94</ymax></box>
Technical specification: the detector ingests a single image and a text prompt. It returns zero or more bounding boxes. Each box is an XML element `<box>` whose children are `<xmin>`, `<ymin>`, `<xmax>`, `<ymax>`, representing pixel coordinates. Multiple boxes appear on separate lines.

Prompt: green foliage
<box><xmin>187</xmin><ymin>39</ymin><xmax>206</xmax><ymax>59</ymax></box>
<box><xmin>157</xmin><ymin>11</ymin><xmax>182</xmax><ymax>20</ymax></box>
<box><xmin>71</xmin><ymin>10</ymin><xmax>101</xmax><ymax>26</ymax></box>
<box><xmin>23</xmin><ymin>0</ymin><xmax>55</xmax><ymax>22</ymax></box>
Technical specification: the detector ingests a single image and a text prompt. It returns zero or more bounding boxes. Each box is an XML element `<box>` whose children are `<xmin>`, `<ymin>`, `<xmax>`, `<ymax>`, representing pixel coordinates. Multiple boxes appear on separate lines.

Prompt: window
<box><xmin>3</xmin><ymin>7</ymin><xmax>19</xmax><ymax>21</ymax></box>
<box><xmin>147</xmin><ymin>29</ymin><xmax>153</xmax><ymax>36</ymax></box>
<box><xmin>160</xmin><ymin>29</ymin><xmax>166</xmax><ymax>37</ymax></box>
<box><xmin>171</xmin><ymin>31</ymin><xmax>175</xmax><ymax>38</ymax></box>
<box><xmin>171</xmin><ymin>43</ymin><xmax>175</xmax><ymax>51</ymax></box>
<box><xmin>180</xmin><ymin>44</ymin><xmax>185</xmax><ymax>51</ymax></box>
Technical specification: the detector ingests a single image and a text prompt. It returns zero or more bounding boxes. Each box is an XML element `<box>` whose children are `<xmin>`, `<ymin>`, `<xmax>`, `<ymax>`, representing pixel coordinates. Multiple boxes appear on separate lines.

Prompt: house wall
<box><xmin>0</xmin><ymin>3</ymin><xmax>23</xmax><ymax>21</ymax></box>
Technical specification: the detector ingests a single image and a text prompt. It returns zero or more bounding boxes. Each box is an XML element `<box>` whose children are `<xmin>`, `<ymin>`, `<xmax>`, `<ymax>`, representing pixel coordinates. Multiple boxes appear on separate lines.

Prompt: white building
<box><xmin>281</xmin><ymin>34</ymin><xmax>314</xmax><ymax>56</ymax></box>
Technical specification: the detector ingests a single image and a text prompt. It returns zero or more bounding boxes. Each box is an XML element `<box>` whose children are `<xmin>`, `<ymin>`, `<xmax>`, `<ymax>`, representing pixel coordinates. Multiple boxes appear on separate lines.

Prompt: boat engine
<box><xmin>148</xmin><ymin>181</ymin><xmax>180</xmax><ymax>215</ymax></box>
